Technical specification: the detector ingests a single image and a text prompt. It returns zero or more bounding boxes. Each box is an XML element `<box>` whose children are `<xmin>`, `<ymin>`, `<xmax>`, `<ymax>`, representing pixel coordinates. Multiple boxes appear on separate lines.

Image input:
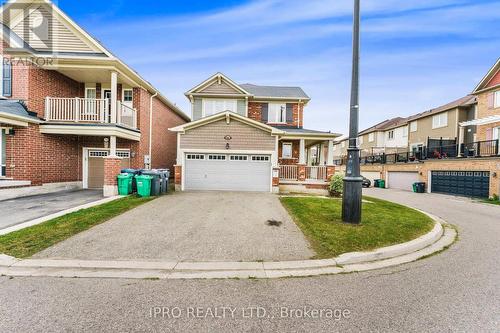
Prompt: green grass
<box><xmin>482</xmin><ymin>198</ymin><xmax>500</xmax><ymax>205</ymax></box>
<box><xmin>0</xmin><ymin>195</ymin><xmax>155</xmax><ymax>258</ymax></box>
<box><xmin>280</xmin><ymin>196</ymin><xmax>435</xmax><ymax>259</ymax></box>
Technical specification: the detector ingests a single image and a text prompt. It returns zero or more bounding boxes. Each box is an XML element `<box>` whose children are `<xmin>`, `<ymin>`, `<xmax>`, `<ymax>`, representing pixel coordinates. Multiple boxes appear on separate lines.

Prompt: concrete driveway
<box><xmin>35</xmin><ymin>192</ymin><xmax>314</xmax><ymax>261</ymax></box>
<box><xmin>0</xmin><ymin>190</ymin><xmax>103</xmax><ymax>230</ymax></box>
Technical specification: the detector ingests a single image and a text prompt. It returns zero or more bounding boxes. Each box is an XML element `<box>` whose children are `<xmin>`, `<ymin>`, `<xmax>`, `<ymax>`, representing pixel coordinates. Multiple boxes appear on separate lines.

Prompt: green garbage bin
<box><xmin>412</xmin><ymin>183</ymin><xmax>417</xmax><ymax>193</ymax></box>
<box><xmin>117</xmin><ymin>173</ymin><xmax>133</xmax><ymax>195</ymax></box>
<box><xmin>135</xmin><ymin>175</ymin><xmax>153</xmax><ymax>197</ymax></box>
<box><xmin>379</xmin><ymin>179</ymin><xmax>386</xmax><ymax>188</ymax></box>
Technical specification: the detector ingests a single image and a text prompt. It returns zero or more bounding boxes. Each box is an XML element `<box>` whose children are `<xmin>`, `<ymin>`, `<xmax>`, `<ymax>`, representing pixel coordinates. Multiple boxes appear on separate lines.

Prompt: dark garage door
<box><xmin>431</xmin><ymin>171</ymin><xmax>490</xmax><ymax>198</ymax></box>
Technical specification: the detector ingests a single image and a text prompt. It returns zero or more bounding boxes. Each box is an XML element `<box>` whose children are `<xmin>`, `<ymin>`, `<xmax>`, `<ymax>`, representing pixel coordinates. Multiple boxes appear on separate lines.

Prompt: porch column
<box><xmin>458</xmin><ymin>126</ymin><xmax>465</xmax><ymax>157</ymax></box>
<box><xmin>109</xmin><ymin>135</ymin><xmax>117</xmax><ymax>157</ymax></box>
<box><xmin>110</xmin><ymin>71</ymin><xmax>118</xmax><ymax>123</ymax></box>
<box><xmin>327</xmin><ymin>140</ymin><xmax>334</xmax><ymax>165</ymax></box>
<box><xmin>319</xmin><ymin>143</ymin><xmax>326</xmax><ymax>165</ymax></box>
<box><xmin>299</xmin><ymin>139</ymin><xmax>306</xmax><ymax>164</ymax></box>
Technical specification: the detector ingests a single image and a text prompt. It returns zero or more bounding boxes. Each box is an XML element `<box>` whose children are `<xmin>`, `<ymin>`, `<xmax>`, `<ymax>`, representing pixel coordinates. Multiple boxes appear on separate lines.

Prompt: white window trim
<box><xmin>494</xmin><ymin>91</ymin><xmax>500</xmax><ymax>108</ymax></box>
<box><xmin>387</xmin><ymin>130</ymin><xmax>395</xmax><ymax>140</ymax></box>
<box><xmin>122</xmin><ymin>88</ymin><xmax>134</xmax><ymax>104</ymax></box>
<box><xmin>268</xmin><ymin>102</ymin><xmax>287</xmax><ymax>124</ymax></box>
<box><xmin>402</xmin><ymin>127</ymin><xmax>408</xmax><ymax>138</ymax></box>
<box><xmin>432</xmin><ymin>112</ymin><xmax>448</xmax><ymax>129</ymax></box>
<box><xmin>368</xmin><ymin>133</ymin><xmax>375</xmax><ymax>142</ymax></box>
<box><xmin>202</xmin><ymin>98</ymin><xmax>237</xmax><ymax>118</ymax></box>
<box><xmin>410</xmin><ymin>121</ymin><xmax>418</xmax><ymax>132</ymax></box>
<box><xmin>282</xmin><ymin>142</ymin><xmax>293</xmax><ymax>159</ymax></box>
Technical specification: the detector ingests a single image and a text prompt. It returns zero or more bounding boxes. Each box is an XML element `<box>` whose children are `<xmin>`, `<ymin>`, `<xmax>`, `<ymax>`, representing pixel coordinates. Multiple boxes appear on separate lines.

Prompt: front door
<box><xmin>0</xmin><ymin>129</ymin><xmax>5</xmax><ymax>177</ymax></box>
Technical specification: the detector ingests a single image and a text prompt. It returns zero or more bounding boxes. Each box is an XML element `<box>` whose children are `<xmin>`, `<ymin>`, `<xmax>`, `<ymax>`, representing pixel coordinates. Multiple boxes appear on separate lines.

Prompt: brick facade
<box><xmin>247</xmin><ymin>102</ymin><xmax>303</xmax><ymax>127</ymax></box>
<box><xmin>475</xmin><ymin>85</ymin><xmax>500</xmax><ymax>142</ymax></box>
<box><xmin>339</xmin><ymin>158</ymin><xmax>500</xmax><ymax>198</ymax></box>
<box><xmin>278</xmin><ymin>140</ymin><xmax>300</xmax><ymax>165</ymax></box>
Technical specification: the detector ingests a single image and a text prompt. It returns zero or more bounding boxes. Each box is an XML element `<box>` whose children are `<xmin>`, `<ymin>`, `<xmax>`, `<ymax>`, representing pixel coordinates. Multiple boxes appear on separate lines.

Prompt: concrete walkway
<box><xmin>34</xmin><ymin>192</ymin><xmax>314</xmax><ymax>261</ymax></box>
<box><xmin>0</xmin><ymin>189</ymin><xmax>103</xmax><ymax>230</ymax></box>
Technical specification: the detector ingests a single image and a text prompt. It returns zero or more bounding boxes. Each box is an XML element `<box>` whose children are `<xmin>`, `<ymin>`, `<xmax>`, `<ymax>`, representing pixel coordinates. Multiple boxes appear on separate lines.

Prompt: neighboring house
<box><xmin>464</xmin><ymin>58</ymin><xmax>500</xmax><ymax>151</ymax></box>
<box><xmin>170</xmin><ymin>73</ymin><xmax>341</xmax><ymax>192</ymax></box>
<box><xmin>358</xmin><ymin>117</ymin><xmax>408</xmax><ymax>156</ymax></box>
<box><xmin>331</xmin><ymin>136</ymin><xmax>348</xmax><ymax>162</ymax></box>
<box><xmin>0</xmin><ymin>0</ymin><xmax>189</xmax><ymax>195</ymax></box>
<box><xmin>407</xmin><ymin>95</ymin><xmax>476</xmax><ymax>155</ymax></box>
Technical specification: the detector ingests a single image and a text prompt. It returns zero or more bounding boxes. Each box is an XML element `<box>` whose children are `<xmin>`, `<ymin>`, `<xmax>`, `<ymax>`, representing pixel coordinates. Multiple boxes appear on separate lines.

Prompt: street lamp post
<box><xmin>342</xmin><ymin>0</ymin><xmax>363</xmax><ymax>224</ymax></box>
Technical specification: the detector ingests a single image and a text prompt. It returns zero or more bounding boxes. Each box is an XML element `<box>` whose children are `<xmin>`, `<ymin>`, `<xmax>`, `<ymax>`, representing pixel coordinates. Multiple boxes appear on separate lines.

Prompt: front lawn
<box><xmin>0</xmin><ymin>195</ymin><xmax>155</xmax><ymax>258</ymax></box>
<box><xmin>280</xmin><ymin>196</ymin><xmax>435</xmax><ymax>259</ymax></box>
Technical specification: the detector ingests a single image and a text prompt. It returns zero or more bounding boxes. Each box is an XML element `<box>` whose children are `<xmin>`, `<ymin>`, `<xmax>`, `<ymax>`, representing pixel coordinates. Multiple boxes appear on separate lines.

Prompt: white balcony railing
<box><xmin>279</xmin><ymin>165</ymin><xmax>299</xmax><ymax>180</ymax></box>
<box><xmin>45</xmin><ymin>97</ymin><xmax>137</xmax><ymax>129</ymax></box>
<box><xmin>305</xmin><ymin>166</ymin><xmax>327</xmax><ymax>181</ymax></box>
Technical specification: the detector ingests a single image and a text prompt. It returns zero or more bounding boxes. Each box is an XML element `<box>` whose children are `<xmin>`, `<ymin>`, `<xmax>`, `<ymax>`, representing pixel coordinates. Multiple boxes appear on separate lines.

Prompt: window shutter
<box><xmin>2</xmin><ymin>61</ymin><xmax>12</xmax><ymax>97</ymax></box>
<box><xmin>487</xmin><ymin>93</ymin><xmax>494</xmax><ymax>109</ymax></box>
<box><xmin>261</xmin><ymin>103</ymin><xmax>268</xmax><ymax>122</ymax></box>
<box><xmin>286</xmin><ymin>104</ymin><xmax>293</xmax><ymax>123</ymax></box>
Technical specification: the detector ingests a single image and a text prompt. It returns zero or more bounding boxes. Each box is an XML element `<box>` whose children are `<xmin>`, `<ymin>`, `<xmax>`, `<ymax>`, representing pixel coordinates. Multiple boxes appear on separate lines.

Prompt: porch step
<box><xmin>0</xmin><ymin>180</ymin><xmax>31</xmax><ymax>189</ymax></box>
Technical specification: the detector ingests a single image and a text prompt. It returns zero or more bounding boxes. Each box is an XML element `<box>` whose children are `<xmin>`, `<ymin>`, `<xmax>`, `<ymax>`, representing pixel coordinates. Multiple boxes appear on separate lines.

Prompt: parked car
<box><xmin>362</xmin><ymin>177</ymin><xmax>371</xmax><ymax>188</ymax></box>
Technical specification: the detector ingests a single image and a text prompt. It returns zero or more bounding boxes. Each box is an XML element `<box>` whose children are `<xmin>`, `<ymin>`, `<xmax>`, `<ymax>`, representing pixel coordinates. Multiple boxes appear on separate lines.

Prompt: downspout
<box><xmin>148</xmin><ymin>91</ymin><xmax>158</xmax><ymax>169</ymax></box>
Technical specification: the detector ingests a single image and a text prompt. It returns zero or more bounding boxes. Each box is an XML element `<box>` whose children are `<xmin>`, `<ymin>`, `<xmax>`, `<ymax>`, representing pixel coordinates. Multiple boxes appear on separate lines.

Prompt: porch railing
<box><xmin>305</xmin><ymin>166</ymin><xmax>327</xmax><ymax>181</ymax></box>
<box><xmin>45</xmin><ymin>97</ymin><xmax>138</xmax><ymax>129</ymax></box>
<box><xmin>279</xmin><ymin>165</ymin><xmax>298</xmax><ymax>180</ymax></box>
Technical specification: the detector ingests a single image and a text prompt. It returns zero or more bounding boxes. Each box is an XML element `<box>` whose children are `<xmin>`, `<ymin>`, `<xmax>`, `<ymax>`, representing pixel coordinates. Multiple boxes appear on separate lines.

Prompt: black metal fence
<box><xmin>336</xmin><ymin>139</ymin><xmax>499</xmax><ymax>166</ymax></box>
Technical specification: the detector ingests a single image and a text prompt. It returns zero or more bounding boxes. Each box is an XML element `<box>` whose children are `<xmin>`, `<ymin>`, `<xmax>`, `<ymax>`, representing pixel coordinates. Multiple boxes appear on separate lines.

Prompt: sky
<box><xmin>43</xmin><ymin>1</ymin><xmax>500</xmax><ymax>133</ymax></box>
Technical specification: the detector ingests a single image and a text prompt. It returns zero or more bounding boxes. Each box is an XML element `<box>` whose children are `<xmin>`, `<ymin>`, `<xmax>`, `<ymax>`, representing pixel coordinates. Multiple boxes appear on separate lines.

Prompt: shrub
<box><xmin>329</xmin><ymin>174</ymin><xmax>344</xmax><ymax>197</ymax></box>
<box><xmin>492</xmin><ymin>194</ymin><xmax>499</xmax><ymax>202</ymax></box>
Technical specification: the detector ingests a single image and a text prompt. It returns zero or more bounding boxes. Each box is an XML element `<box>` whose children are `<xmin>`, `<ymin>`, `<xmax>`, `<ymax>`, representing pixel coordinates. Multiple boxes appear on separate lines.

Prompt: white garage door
<box><xmin>387</xmin><ymin>171</ymin><xmax>419</xmax><ymax>191</ymax></box>
<box><xmin>184</xmin><ymin>153</ymin><xmax>271</xmax><ymax>192</ymax></box>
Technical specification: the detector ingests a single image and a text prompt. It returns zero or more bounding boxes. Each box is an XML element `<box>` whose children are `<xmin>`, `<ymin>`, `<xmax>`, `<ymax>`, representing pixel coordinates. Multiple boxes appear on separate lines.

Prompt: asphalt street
<box><xmin>0</xmin><ymin>189</ymin><xmax>498</xmax><ymax>332</ymax></box>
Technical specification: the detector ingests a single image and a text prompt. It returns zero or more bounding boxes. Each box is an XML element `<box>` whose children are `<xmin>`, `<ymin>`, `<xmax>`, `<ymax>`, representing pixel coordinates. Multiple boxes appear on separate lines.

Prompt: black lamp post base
<box><xmin>342</xmin><ymin>176</ymin><xmax>363</xmax><ymax>224</ymax></box>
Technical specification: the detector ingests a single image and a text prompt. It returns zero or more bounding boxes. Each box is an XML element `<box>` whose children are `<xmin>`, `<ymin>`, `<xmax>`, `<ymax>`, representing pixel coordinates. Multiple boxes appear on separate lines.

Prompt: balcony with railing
<box><xmin>44</xmin><ymin>97</ymin><xmax>138</xmax><ymax>130</ymax></box>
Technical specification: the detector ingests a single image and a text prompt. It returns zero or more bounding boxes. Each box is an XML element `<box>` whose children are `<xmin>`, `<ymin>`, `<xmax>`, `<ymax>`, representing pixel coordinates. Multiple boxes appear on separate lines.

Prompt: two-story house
<box><xmin>358</xmin><ymin>117</ymin><xmax>408</xmax><ymax>156</ymax></box>
<box><xmin>0</xmin><ymin>0</ymin><xmax>189</xmax><ymax>196</ymax></box>
<box><xmin>170</xmin><ymin>73</ymin><xmax>340</xmax><ymax>192</ymax></box>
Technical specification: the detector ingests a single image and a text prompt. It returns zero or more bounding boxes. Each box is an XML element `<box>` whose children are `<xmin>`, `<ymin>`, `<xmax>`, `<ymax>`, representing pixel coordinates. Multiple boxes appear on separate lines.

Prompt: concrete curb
<box><xmin>0</xmin><ymin>195</ymin><xmax>123</xmax><ymax>236</ymax></box>
<box><xmin>0</xmin><ymin>222</ymin><xmax>456</xmax><ymax>280</ymax></box>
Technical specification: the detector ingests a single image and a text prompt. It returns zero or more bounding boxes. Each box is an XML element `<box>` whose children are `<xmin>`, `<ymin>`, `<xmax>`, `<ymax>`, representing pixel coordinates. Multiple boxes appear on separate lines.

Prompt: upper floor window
<box><xmin>410</xmin><ymin>121</ymin><xmax>418</xmax><ymax>132</ymax></box>
<box><xmin>402</xmin><ymin>127</ymin><xmax>408</xmax><ymax>138</ymax></box>
<box><xmin>268</xmin><ymin>103</ymin><xmax>286</xmax><ymax>123</ymax></box>
<box><xmin>432</xmin><ymin>112</ymin><xmax>448</xmax><ymax>129</ymax></box>
<box><xmin>388</xmin><ymin>130</ymin><xmax>395</xmax><ymax>140</ymax></box>
<box><xmin>123</xmin><ymin>89</ymin><xmax>133</xmax><ymax>102</ymax></box>
<box><xmin>2</xmin><ymin>60</ymin><xmax>12</xmax><ymax>97</ymax></box>
<box><xmin>495</xmin><ymin>91</ymin><xmax>500</xmax><ymax>108</ymax></box>
<box><xmin>359</xmin><ymin>136</ymin><xmax>364</xmax><ymax>145</ymax></box>
<box><xmin>203</xmin><ymin>99</ymin><xmax>237</xmax><ymax>117</ymax></box>
<box><xmin>368</xmin><ymin>133</ymin><xmax>374</xmax><ymax>142</ymax></box>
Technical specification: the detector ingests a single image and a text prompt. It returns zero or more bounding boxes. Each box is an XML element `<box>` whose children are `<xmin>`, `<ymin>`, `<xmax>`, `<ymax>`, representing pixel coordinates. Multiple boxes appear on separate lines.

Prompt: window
<box><xmin>410</xmin><ymin>121</ymin><xmax>418</xmax><ymax>132</ymax></box>
<box><xmin>186</xmin><ymin>154</ymin><xmax>205</xmax><ymax>160</ymax></box>
<box><xmin>359</xmin><ymin>136</ymin><xmax>364</xmax><ymax>145</ymax></box>
<box><xmin>123</xmin><ymin>89</ymin><xmax>133</xmax><ymax>103</ymax></box>
<box><xmin>268</xmin><ymin>103</ymin><xmax>286</xmax><ymax>123</ymax></box>
<box><xmin>84</xmin><ymin>88</ymin><xmax>97</xmax><ymax>115</ymax></box>
<box><xmin>85</xmin><ymin>88</ymin><xmax>96</xmax><ymax>99</ymax></box>
<box><xmin>495</xmin><ymin>91</ymin><xmax>500</xmax><ymax>108</ymax></box>
<box><xmin>432</xmin><ymin>112</ymin><xmax>448</xmax><ymax>129</ymax></box>
<box><xmin>251</xmin><ymin>155</ymin><xmax>270</xmax><ymax>162</ymax></box>
<box><xmin>402</xmin><ymin>127</ymin><xmax>408</xmax><ymax>138</ymax></box>
<box><xmin>202</xmin><ymin>99</ymin><xmax>237</xmax><ymax>117</ymax></box>
<box><xmin>230</xmin><ymin>155</ymin><xmax>248</xmax><ymax>161</ymax></box>
<box><xmin>2</xmin><ymin>60</ymin><xmax>12</xmax><ymax>97</ymax></box>
<box><xmin>368</xmin><ymin>133</ymin><xmax>374</xmax><ymax>142</ymax></box>
<box><xmin>388</xmin><ymin>130</ymin><xmax>395</xmax><ymax>140</ymax></box>
<box><xmin>282</xmin><ymin>143</ymin><xmax>293</xmax><ymax>158</ymax></box>
<box><xmin>208</xmin><ymin>154</ymin><xmax>226</xmax><ymax>161</ymax></box>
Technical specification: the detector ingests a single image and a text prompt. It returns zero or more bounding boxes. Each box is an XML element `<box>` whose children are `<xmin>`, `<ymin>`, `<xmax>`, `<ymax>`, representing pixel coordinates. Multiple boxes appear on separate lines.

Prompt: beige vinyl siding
<box><xmin>12</xmin><ymin>4</ymin><xmax>99</xmax><ymax>53</ymax></box>
<box><xmin>408</xmin><ymin>108</ymin><xmax>461</xmax><ymax>146</ymax></box>
<box><xmin>193</xmin><ymin>98</ymin><xmax>203</xmax><ymax>120</ymax></box>
<box><xmin>180</xmin><ymin>119</ymin><xmax>275</xmax><ymax>151</ymax></box>
<box><xmin>237</xmin><ymin>100</ymin><xmax>246</xmax><ymax>116</ymax></box>
<box><xmin>198</xmin><ymin>80</ymin><xmax>242</xmax><ymax>94</ymax></box>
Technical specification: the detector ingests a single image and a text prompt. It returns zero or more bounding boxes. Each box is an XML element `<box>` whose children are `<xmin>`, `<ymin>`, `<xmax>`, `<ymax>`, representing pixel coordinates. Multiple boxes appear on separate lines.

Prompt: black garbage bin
<box><xmin>141</xmin><ymin>170</ymin><xmax>161</xmax><ymax>196</ymax></box>
<box><xmin>415</xmin><ymin>182</ymin><xmax>426</xmax><ymax>193</ymax></box>
<box><xmin>121</xmin><ymin>168</ymin><xmax>141</xmax><ymax>193</ymax></box>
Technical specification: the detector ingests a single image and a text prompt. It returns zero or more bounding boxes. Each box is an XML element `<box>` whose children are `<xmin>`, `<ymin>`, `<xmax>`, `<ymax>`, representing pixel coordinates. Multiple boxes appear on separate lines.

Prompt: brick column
<box><xmin>326</xmin><ymin>165</ymin><xmax>336</xmax><ymax>181</ymax></box>
<box><xmin>272</xmin><ymin>167</ymin><xmax>280</xmax><ymax>193</ymax></box>
<box><xmin>103</xmin><ymin>156</ymin><xmax>122</xmax><ymax>197</ymax></box>
<box><xmin>298</xmin><ymin>164</ymin><xmax>306</xmax><ymax>181</ymax></box>
<box><xmin>174</xmin><ymin>165</ymin><xmax>182</xmax><ymax>191</ymax></box>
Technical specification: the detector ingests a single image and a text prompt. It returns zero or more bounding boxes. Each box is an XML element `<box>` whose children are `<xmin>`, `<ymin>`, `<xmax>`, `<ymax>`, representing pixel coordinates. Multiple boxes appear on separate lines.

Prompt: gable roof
<box><xmin>239</xmin><ymin>84</ymin><xmax>310</xmax><ymax>100</ymax></box>
<box><xmin>473</xmin><ymin>58</ymin><xmax>500</xmax><ymax>93</ymax></box>
<box><xmin>169</xmin><ymin>111</ymin><xmax>285</xmax><ymax>135</ymax></box>
<box><xmin>407</xmin><ymin>95</ymin><xmax>476</xmax><ymax>122</ymax></box>
<box><xmin>358</xmin><ymin>117</ymin><xmax>407</xmax><ymax>136</ymax></box>
<box><xmin>185</xmin><ymin>72</ymin><xmax>252</xmax><ymax>96</ymax></box>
